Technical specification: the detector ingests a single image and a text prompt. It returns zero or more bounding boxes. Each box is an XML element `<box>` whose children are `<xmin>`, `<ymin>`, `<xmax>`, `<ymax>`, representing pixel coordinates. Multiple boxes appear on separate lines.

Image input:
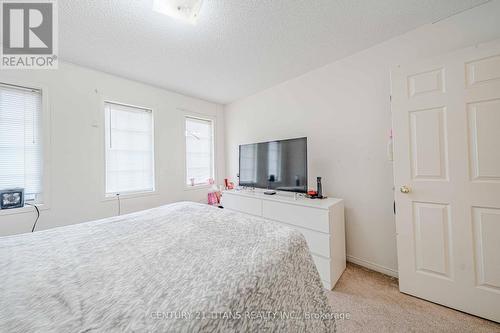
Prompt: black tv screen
<box><xmin>239</xmin><ymin>137</ymin><xmax>307</xmax><ymax>193</ymax></box>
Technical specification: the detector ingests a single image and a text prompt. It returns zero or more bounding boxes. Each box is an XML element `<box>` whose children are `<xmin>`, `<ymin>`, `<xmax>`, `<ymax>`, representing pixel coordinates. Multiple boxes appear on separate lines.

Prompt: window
<box><xmin>0</xmin><ymin>83</ymin><xmax>43</xmax><ymax>202</ymax></box>
<box><xmin>185</xmin><ymin>116</ymin><xmax>214</xmax><ymax>187</ymax></box>
<box><xmin>104</xmin><ymin>102</ymin><xmax>154</xmax><ymax>196</ymax></box>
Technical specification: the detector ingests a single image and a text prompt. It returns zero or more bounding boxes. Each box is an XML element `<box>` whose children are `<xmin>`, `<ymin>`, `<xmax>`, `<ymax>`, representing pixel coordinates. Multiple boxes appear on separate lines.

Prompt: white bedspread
<box><xmin>0</xmin><ymin>202</ymin><xmax>334</xmax><ymax>332</ymax></box>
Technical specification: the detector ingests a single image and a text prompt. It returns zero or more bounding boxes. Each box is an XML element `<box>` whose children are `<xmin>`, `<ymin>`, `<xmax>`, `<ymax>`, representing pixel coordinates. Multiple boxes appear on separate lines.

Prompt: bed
<box><xmin>0</xmin><ymin>202</ymin><xmax>335</xmax><ymax>332</ymax></box>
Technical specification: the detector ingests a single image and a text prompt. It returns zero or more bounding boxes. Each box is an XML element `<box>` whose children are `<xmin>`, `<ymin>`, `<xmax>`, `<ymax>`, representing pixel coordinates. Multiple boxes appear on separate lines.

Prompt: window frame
<box><xmin>183</xmin><ymin>113</ymin><xmax>216</xmax><ymax>190</ymax></box>
<box><xmin>0</xmin><ymin>80</ymin><xmax>51</xmax><ymax>216</ymax></box>
<box><xmin>102</xmin><ymin>100</ymin><xmax>157</xmax><ymax>199</ymax></box>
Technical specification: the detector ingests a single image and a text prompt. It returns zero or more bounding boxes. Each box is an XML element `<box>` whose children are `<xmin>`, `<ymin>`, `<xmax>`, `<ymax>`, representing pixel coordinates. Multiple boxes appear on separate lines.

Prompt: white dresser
<box><xmin>221</xmin><ymin>189</ymin><xmax>346</xmax><ymax>290</ymax></box>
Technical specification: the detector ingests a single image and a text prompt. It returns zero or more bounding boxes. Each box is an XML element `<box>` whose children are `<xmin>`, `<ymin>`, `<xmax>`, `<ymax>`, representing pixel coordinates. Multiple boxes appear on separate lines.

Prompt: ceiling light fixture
<box><xmin>153</xmin><ymin>0</ymin><xmax>204</xmax><ymax>24</ymax></box>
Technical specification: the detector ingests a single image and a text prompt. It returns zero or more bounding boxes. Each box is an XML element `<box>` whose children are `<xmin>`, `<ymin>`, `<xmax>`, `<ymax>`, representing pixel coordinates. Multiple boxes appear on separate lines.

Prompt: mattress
<box><xmin>0</xmin><ymin>202</ymin><xmax>335</xmax><ymax>332</ymax></box>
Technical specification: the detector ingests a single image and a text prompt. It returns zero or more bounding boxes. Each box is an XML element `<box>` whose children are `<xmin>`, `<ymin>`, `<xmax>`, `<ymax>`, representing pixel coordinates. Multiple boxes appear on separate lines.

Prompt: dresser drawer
<box><xmin>282</xmin><ymin>222</ymin><xmax>330</xmax><ymax>258</ymax></box>
<box><xmin>262</xmin><ymin>200</ymin><xmax>330</xmax><ymax>233</ymax></box>
<box><xmin>221</xmin><ymin>194</ymin><xmax>262</xmax><ymax>216</ymax></box>
<box><xmin>312</xmin><ymin>254</ymin><xmax>331</xmax><ymax>283</ymax></box>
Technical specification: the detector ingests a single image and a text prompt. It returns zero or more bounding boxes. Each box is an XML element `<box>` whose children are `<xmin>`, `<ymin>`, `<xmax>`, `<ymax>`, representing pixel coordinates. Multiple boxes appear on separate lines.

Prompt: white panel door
<box><xmin>392</xmin><ymin>39</ymin><xmax>500</xmax><ymax>322</ymax></box>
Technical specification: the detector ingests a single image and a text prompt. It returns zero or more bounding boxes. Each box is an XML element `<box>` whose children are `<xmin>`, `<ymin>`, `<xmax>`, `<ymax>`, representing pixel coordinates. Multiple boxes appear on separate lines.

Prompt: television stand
<box><xmin>221</xmin><ymin>189</ymin><xmax>346</xmax><ymax>290</ymax></box>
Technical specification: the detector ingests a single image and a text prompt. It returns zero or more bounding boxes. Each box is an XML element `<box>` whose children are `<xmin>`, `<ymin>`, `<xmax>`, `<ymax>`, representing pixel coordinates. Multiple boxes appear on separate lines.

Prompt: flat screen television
<box><xmin>239</xmin><ymin>137</ymin><xmax>307</xmax><ymax>193</ymax></box>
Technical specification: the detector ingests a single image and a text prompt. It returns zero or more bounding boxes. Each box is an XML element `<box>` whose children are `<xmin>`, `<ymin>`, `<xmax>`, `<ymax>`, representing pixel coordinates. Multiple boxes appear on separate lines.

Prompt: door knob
<box><xmin>400</xmin><ymin>185</ymin><xmax>411</xmax><ymax>194</ymax></box>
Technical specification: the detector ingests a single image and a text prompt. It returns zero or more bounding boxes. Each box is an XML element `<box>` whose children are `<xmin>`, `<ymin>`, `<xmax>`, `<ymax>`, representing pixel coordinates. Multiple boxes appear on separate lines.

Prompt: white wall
<box><xmin>224</xmin><ymin>1</ymin><xmax>500</xmax><ymax>276</ymax></box>
<box><xmin>0</xmin><ymin>62</ymin><xmax>225</xmax><ymax>236</ymax></box>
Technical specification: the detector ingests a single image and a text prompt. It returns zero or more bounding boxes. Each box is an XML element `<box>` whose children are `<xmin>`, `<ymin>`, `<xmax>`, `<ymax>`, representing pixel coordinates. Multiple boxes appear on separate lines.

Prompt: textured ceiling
<box><xmin>59</xmin><ymin>0</ymin><xmax>489</xmax><ymax>104</ymax></box>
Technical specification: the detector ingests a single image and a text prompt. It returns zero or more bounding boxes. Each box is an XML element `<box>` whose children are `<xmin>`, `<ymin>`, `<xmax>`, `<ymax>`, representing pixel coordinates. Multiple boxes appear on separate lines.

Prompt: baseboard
<box><xmin>346</xmin><ymin>255</ymin><xmax>399</xmax><ymax>278</ymax></box>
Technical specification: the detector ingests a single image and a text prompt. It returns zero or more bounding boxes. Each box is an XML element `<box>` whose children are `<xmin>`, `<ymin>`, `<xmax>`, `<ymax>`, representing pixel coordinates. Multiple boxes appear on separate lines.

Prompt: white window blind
<box><xmin>105</xmin><ymin>102</ymin><xmax>154</xmax><ymax>195</ymax></box>
<box><xmin>0</xmin><ymin>83</ymin><xmax>43</xmax><ymax>202</ymax></box>
<box><xmin>185</xmin><ymin>116</ymin><xmax>214</xmax><ymax>186</ymax></box>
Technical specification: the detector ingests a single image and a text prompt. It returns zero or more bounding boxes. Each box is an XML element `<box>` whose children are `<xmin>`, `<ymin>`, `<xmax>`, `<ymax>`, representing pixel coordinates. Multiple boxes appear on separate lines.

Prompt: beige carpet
<box><xmin>326</xmin><ymin>263</ymin><xmax>500</xmax><ymax>333</ymax></box>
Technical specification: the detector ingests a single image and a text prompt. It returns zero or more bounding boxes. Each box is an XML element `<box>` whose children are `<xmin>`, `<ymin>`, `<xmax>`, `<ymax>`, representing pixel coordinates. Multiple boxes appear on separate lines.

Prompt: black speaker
<box><xmin>317</xmin><ymin>177</ymin><xmax>323</xmax><ymax>199</ymax></box>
